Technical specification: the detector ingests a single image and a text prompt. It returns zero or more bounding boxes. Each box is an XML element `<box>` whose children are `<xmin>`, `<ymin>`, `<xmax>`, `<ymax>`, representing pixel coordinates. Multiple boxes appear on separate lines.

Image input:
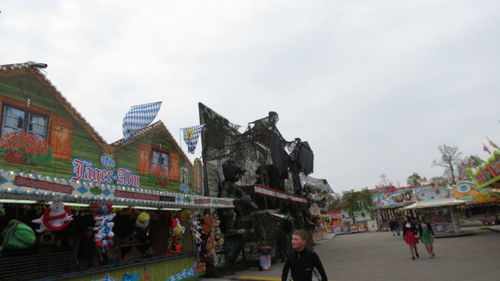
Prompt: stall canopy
<box><xmin>402</xmin><ymin>198</ymin><xmax>466</xmax><ymax>209</ymax></box>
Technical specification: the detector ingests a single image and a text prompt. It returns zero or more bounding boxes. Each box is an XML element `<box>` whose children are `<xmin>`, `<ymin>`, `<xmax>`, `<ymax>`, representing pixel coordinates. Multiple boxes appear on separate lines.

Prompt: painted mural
<box><xmin>0</xmin><ymin>71</ymin><xmax>197</xmax><ymax>195</ymax></box>
<box><xmin>452</xmin><ymin>181</ymin><xmax>500</xmax><ymax>203</ymax></box>
<box><xmin>373</xmin><ymin>188</ymin><xmax>415</xmax><ymax>207</ymax></box>
<box><xmin>415</xmin><ymin>185</ymin><xmax>451</xmax><ymax>201</ymax></box>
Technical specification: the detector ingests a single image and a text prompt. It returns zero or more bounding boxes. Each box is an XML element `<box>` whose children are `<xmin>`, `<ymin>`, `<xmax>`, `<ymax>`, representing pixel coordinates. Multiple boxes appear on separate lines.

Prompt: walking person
<box><xmin>394</xmin><ymin>218</ymin><xmax>401</xmax><ymax>236</ymax></box>
<box><xmin>419</xmin><ymin>217</ymin><xmax>436</xmax><ymax>258</ymax></box>
<box><xmin>389</xmin><ymin>220</ymin><xmax>396</xmax><ymax>236</ymax></box>
<box><xmin>281</xmin><ymin>229</ymin><xmax>328</xmax><ymax>281</ymax></box>
<box><xmin>402</xmin><ymin>216</ymin><xmax>420</xmax><ymax>260</ymax></box>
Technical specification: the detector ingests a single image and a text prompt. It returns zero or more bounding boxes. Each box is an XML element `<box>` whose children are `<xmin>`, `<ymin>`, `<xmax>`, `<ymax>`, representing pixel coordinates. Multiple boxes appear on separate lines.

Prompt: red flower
<box><xmin>0</xmin><ymin>132</ymin><xmax>51</xmax><ymax>160</ymax></box>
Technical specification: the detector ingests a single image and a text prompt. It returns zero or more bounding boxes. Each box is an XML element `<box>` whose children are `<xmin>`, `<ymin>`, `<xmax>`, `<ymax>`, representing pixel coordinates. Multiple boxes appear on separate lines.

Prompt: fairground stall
<box><xmin>452</xmin><ymin>181</ymin><xmax>500</xmax><ymax>226</ymax></box>
<box><xmin>402</xmin><ymin>186</ymin><xmax>464</xmax><ymax>235</ymax></box>
<box><xmin>466</xmin><ymin>151</ymin><xmax>500</xmax><ymax>225</ymax></box>
<box><xmin>326</xmin><ymin>210</ymin><xmax>343</xmax><ymax>233</ymax></box>
<box><xmin>0</xmin><ymin>62</ymin><xmax>233</xmax><ymax>281</ymax></box>
<box><xmin>372</xmin><ymin>186</ymin><xmax>417</xmax><ymax>231</ymax></box>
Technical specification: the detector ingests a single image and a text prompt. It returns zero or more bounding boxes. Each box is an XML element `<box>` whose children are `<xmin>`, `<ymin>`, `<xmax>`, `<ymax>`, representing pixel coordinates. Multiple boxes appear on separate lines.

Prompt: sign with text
<box><xmin>114</xmin><ymin>190</ymin><xmax>160</xmax><ymax>201</ymax></box>
<box><xmin>71</xmin><ymin>158</ymin><xmax>140</xmax><ymax>188</ymax></box>
<box><xmin>14</xmin><ymin>176</ymin><xmax>73</xmax><ymax>194</ymax></box>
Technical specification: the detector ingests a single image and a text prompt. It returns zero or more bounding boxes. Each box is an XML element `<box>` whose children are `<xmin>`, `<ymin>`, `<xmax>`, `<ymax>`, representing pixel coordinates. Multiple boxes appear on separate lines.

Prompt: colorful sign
<box><xmin>467</xmin><ymin>151</ymin><xmax>500</xmax><ymax>188</ymax></box>
<box><xmin>373</xmin><ymin>188</ymin><xmax>415</xmax><ymax>207</ymax></box>
<box><xmin>452</xmin><ymin>181</ymin><xmax>500</xmax><ymax>203</ymax></box>
<box><xmin>0</xmin><ymin>169</ymin><xmax>234</xmax><ymax>209</ymax></box>
<box><xmin>415</xmin><ymin>186</ymin><xmax>451</xmax><ymax>201</ymax></box>
<box><xmin>71</xmin><ymin>158</ymin><xmax>140</xmax><ymax>188</ymax></box>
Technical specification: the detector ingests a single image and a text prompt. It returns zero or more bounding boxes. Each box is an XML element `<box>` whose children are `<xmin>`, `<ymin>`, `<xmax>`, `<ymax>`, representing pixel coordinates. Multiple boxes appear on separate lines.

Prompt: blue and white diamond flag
<box><xmin>181</xmin><ymin>124</ymin><xmax>204</xmax><ymax>154</ymax></box>
<box><xmin>122</xmin><ymin>101</ymin><xmax>162</xmax><ymax>143</ymax></box>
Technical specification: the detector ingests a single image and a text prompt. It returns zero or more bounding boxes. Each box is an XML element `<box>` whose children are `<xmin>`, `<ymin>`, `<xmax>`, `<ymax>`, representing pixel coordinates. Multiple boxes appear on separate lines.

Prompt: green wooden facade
<box><xmin>0</xmin><ymin>67</ymin><xmax>198</xmax><ymax>194</ymax></box>
<box><xmin>0</xmin><ymin>64</ymin><xmax>205</xmax><ymax>281</ymax></box>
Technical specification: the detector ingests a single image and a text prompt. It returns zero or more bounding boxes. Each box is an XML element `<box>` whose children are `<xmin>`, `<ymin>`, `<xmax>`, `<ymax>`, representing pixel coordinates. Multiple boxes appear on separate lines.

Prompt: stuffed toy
<box><xmin>0</xmin><ymin>219</ymin><xmax>35</xmax><ymax>252</ymax></box>
<box><xmin>201</xmin><ymin>214</ymin><xmax>213</xmax><ymax>236</ymax></box>
<box><xmin>172</xmin><ymin>218</ymin><xmax>185</xmax><ymax>236</ymax></box>
<box><xmin>133</xmin><ymin>212</ymin><xmax>150</xmax><ymax>237</ymax></box>
<box><xmin>190</xmin><ymin>213</ymin><xmax>202</xmax><ymax>250</ymax></box>
<box><xmin>166</xmin><ymin>217</ymin><xmax>185</xmax><ymax>254</ymax></box>
<box><xmin>213</xmin><ymin>215</ymin><xmax>224</xmax><ymax>251</ymax></box>
<box><xmin>32</xmin><ymin>200</ymin><xmax>73</xmax><ymax>232</ymax></box>
<box><xmin>92</xmin><ymin>203</ymin><xmax>116</xmax><ymax>251</ymax></box>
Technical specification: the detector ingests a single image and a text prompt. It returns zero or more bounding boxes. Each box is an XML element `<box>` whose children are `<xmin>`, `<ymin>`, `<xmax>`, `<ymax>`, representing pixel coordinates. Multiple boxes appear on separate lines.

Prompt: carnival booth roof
<box><xmin>402</xmin><ymin>198</ymin><xmax>466</xmax><ymax>209</ymax></box>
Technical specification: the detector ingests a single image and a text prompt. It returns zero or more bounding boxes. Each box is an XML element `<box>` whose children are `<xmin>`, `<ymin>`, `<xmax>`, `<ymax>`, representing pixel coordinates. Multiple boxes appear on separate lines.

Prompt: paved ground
<box><xmin>199</xmin><ymin>228</ymin><xmax>500</xmax><ymax>281</ymax></box>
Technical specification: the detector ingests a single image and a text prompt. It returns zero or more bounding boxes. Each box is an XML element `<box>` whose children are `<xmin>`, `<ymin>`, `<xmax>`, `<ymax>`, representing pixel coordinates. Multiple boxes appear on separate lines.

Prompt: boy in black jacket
<box><xmin>281</xmin><ymin>229</ymin><xmax>328</xmax><ymax>281</ymax></box>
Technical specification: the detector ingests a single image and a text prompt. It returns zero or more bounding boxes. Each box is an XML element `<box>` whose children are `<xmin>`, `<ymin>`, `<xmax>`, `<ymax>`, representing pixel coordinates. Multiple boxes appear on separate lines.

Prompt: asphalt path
<box><xmin>319</xmin><ymin>229</ymin><xmax>500</xmax><ymax>281</ymax></box>
<box><xmin>205</xmin><ymin>228</ymin><xmax>500</xmax><ymax>281</ymax></box>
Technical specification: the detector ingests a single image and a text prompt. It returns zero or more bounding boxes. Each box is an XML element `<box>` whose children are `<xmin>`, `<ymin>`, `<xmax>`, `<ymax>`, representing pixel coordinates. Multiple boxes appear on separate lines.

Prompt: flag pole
<box><xmin>179</xmin><ymin>128</ymin><xmax>182</xmax><ymax>152</ymax></box>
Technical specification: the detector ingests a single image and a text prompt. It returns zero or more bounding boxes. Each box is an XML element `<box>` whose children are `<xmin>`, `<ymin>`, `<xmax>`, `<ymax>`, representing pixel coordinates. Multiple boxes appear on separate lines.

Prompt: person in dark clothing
<box><xmin>389</xmin><ymin>220</ymin><xmax>396</xmax><ymax>235</ymax></box>
<box><xmin>75</xmin><ymin>227</ymin><xmax>101</xmax><ymax>269</ymax></box>
<box><xmin>281</xmin><ymin>229</ymin><xmax>328</xmax><ymax>281</ymax></box>
<box><xmin>389</xmin><ymin>220</ymin><xmax>401</xmax><ymax>236</ymax></box>
<box><xmin>394</xmin><ymin>219</ymin><xmax>401</xmax><ymax>236</ymax></box>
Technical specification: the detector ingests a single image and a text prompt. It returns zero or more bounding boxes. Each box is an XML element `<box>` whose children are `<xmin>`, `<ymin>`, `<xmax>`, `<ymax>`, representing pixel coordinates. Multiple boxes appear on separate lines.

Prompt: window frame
<box><xmin>151</xmin><ymin>147</ymin><xmax>170</xmax><ymax>172</ymax></box>
<box><xmin>1</xmin><ymin>103</ymin><xmax>49</xmax><ymax>140</ymax></box>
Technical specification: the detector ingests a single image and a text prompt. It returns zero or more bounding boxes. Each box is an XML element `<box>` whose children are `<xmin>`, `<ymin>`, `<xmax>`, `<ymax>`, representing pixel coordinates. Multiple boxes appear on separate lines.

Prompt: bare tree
<box><xmin>432</xmin><ymin>144</ymin><xmax>462</xmax><ymax>185</ymax></box>
<box><xmin>379</xmin><ymin>173</ymin><xmax>391</xmax><ymax>186</ymax></box>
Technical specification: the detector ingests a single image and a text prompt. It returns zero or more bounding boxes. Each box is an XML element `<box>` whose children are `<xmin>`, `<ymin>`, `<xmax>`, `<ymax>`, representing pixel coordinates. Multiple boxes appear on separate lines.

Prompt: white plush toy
<box><xmin>32</xmin><ymin>200</ymin><xmax>73</xmax><ymax>233</ymax></box>
<box><xmin>92</xmin><ymin>204</ymin><xmax>116</xmax><ymax>251</ymax></box>
<box><xmin>190</xmin><ymin>212</ymin><xmax>203</xmax><ymax>249</ymax></box>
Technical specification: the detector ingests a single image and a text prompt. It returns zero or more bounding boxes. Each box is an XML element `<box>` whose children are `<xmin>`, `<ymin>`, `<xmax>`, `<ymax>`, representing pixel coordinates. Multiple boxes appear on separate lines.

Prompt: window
<box><xmin>151</xmin><ymin>149</ymin><xmax>169</xmax><ymax>171</ymax></box>
<box><xmin>2</xmin><ymin>105</ymin><xmax>48</xmax><ymax>140</ymax></box>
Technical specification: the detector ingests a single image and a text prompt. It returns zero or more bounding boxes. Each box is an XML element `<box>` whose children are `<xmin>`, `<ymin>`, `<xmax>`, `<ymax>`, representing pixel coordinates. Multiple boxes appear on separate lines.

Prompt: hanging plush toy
<box><xmin>92</xmin><ymin>203</ymin><xmax>116</xmax><ymax>251</ymax></box>
<box><xmin>166</xmin><ymin>218</ymin><xmax>185</xmax><ymax>254</ymax></box>
<box><xmin>213</xmin><ymin>215</ymin><xmax>224</xmax><ymax>253</ymax></box>
<box><xmin>190</xmin><ymin>212</ymin><xmax>202</xmax><ymax>252</ymax></box>
<box><xmin>32</xmin><ymin>199</ymin><xmax>73</xmax><ymax>233</ymax></box>
<box><xmin>133</xmin><ymin>212</ymin><xmax>150</xmax><ymax>238</ymax></box>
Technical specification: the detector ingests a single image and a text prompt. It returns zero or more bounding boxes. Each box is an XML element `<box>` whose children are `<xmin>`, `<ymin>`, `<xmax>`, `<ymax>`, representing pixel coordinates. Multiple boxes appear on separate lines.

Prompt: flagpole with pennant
<box><xmin>180</xmin><ymin>124</ymin><xmax>205</xmax><ymax>154</ymax></box>
<box><xmin>486</xmin><ymin>137</ymin><xmax>500</xmax><ymax>151</ymax></box>
<box><xmin>483</xmin><ymin>143</ymin><xmax>492</xmax><ymax>155</ymax></box>
<box><xmin>122</xmin><ymin>101</ymin><xmax>162</xmax><ymax>143</ymax></box>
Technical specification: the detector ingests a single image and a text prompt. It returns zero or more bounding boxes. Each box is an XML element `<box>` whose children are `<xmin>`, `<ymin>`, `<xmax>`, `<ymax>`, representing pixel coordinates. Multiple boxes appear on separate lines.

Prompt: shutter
<box><xmin>193</xmin><ymin>165</ymin><xmax>201</xmax><ymax>188</ymax></box>
<box><xmin>49</xmin><ymin>117</ymin><xmax>73</xmax><ymax>160</ymax></box>
<box><xmin>137</xmin><ymin>143</ymin><xmax>152</xmax><ymax>175</ymax></box>
<box><xmin>169</xmin><ymin>153</ymin><xmax>180</xmax><ymax>181</ymax></box>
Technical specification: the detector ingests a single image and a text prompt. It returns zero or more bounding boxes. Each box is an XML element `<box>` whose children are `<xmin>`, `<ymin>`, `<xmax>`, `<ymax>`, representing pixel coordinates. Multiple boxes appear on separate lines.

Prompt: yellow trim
<box><xmin>236</xmin><ymin>277</ymin><xmax>334</xmax><ymax>281</ymax></box>
<box><xmin>236</xmin><ymin>277</ymin><xmax>281</xmax><ymax>281</ymax></box>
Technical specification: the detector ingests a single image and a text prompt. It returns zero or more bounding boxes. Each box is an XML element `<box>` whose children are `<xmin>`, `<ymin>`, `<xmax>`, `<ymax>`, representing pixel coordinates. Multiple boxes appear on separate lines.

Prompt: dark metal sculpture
<box><xmin>198</xmin><ymin>103</ymin><xmax>325</xmax><ymax>266</ymax></box>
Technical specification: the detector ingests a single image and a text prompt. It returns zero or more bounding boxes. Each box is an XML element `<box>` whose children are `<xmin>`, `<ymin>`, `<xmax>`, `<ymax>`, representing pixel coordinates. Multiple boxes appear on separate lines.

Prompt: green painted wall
<box><xmin>0</xmin><ymin>73</ymin><xmax>195</xmax><ymax>194</ymax></box>
<box><xmin>0</xmin><ymin>75</ymin><xmax>105</xmax><ymax>178</ymax></box>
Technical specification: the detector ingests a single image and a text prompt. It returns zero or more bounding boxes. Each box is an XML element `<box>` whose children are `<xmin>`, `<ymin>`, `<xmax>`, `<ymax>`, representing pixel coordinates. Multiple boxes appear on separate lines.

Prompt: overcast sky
<box><xmin>1</xmin><ymin>1</ymin><xmax>499</xmax><ymax>192</ymax></box>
